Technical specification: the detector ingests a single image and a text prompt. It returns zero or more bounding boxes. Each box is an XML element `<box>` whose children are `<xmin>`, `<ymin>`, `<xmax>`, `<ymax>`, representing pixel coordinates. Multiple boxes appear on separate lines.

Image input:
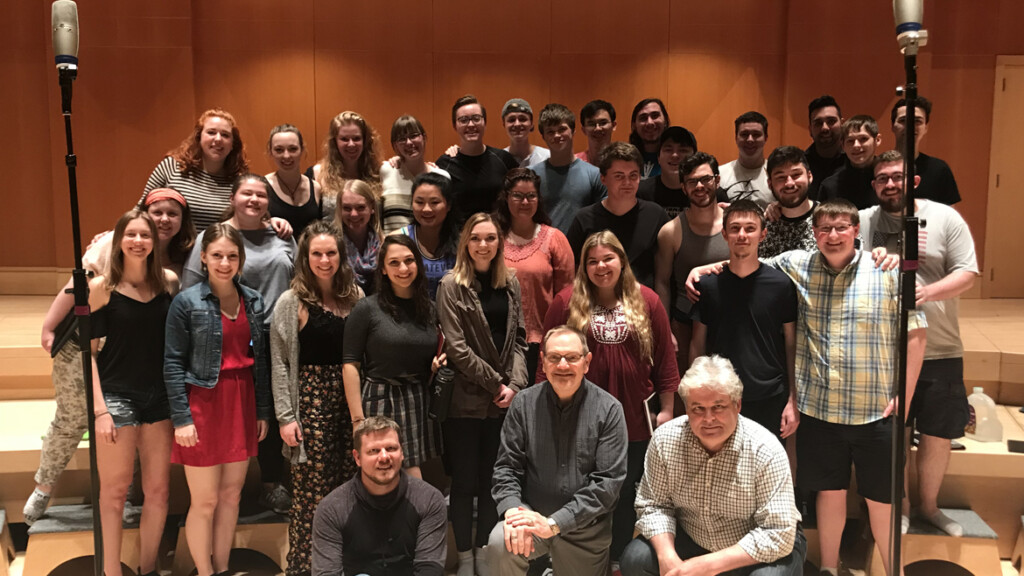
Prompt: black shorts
<box><xmin>796</xmin><ymin>413</ymin><xmax>896</xmax><ymax>504</ymax></box>
<box><xmin>671</xmin><ymin>309</ymin><xmax>694</xmax><ymax>325</ymax></box>
<box><xmin>103</xmin><ymin>391</ymin><xmax>170</xmax><ymax>428</ymax></box>
<box><xmin>740</xmin><ymin>392</ymin><xmax>788</xmax><ymax>443</ymax></box>
<box><xmin>908</xmin><ymin>358</ymin><xmax>969</xmax><ymax>440</ymax></box>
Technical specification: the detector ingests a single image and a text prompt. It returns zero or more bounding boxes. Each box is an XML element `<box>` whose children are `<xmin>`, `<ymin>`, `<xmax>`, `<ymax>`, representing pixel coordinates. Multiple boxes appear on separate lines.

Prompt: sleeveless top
<box><xmin>298</xmin><ymin>303</ymin><xmax>348</xmax><ymax>366</ymax></box>
<box><xmin>93</xmin><ymin>290</ymin><xmax>172</xmax><ymax>394</ymax></box>
<box><xmin>269</xmin><ymin>174</ymin><xmax>320</xmax><ymax>236</ymax></box>
<box><xmin>672</xmin><ymin>209</ymin><xmax>730</xmax><ymax>316</ymax></box>
<box><xmin>221</xmin><ymin>302</ymin><xmax>256</xmax><ymax>372</ymax></box>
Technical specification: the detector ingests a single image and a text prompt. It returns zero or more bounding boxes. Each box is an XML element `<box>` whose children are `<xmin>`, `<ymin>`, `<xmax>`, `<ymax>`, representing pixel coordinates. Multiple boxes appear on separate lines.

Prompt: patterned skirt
<box><xmin>287</xmin><ymin>364</ymin><xmax>355</xmax><ymax>576</ymax></box>
<box><xmin>362</xmin><ymin>375</ymin><xmax>441</xmax><ymax>467</ymax></box>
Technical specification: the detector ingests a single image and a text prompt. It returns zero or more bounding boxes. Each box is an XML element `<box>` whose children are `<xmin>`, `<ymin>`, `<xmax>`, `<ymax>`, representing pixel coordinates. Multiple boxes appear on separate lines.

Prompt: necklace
<box><xmin>276</xmin><ymin>172</ymin><xmax>302</xmax><ymax>198</ymax></box>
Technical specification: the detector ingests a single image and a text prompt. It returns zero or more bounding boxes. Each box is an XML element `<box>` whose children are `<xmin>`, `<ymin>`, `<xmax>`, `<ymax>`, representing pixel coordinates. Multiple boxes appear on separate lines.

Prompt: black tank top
<box><xmin>269</xmin><ymin>174</ymin><xmax>320</xmax><ymax>236</ymax></box>
<box><xmin>298</xmin><ymin>303</ymin><xmax>347</xmax><ymax>365</ymax></box>
<box><xmin>93</xmin><ymin>290</ymin><xmax>171</xmax><ymax>395</ymax></box>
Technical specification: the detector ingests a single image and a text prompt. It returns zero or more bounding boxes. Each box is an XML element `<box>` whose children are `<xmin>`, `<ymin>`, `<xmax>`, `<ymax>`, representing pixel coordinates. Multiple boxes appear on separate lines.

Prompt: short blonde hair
<box><xmin>678</xmin><ymin>355</ymin><xmax>743</xmax><ymax>403</ymax></box>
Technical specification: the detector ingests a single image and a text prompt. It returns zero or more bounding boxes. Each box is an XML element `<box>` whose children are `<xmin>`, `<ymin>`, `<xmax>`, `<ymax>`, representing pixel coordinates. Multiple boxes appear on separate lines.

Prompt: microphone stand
<box><xmin>57</xmin><ymin>64</ymin><xmax>104</xmax><ymax>576</ymax></box>
<box><xmin>890</xmin><ymin>25</ymin><xmax>926</xmax><ymax>576</ymax></box>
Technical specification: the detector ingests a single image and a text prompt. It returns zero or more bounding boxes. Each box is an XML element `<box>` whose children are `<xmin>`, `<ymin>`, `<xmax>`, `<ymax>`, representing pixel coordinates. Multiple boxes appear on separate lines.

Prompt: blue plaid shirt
<box><xmin>765</xmin><ymin>250</ymin><xmax>926</xmax><ymax>425</ymax></box>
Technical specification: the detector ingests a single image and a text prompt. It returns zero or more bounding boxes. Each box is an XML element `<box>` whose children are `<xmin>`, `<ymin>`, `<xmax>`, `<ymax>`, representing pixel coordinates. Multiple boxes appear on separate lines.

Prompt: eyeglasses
<box><xmin>396</xmin><ymin>133</ymin><xmax>422</xmax><ymax>143</ymax></box>
<box><xmin>684</xmin><ymin>175</ymin><xmax>716</xmax><ymax>188</ymax></box>
<box><xmin>814</xmin><ymin>224</ymin><xmax>853</xmax><ymax>235</ymax></box>
<box><xmin>873</xmin><ymin>173</ymin><xmax>905</xmax><ymax>186</ymax></box>
<box><xmin>544</xmin><ymin>353</ymin><xmax>584</xmax><ymax>365</ymax></box>
<box><xmin>456</xmin><ymin>114</ymin><xmax>484</xmax><ymax>126</ymax></box>
<box><xmin>510</xmin><ymin>193</ymin><xmax>538</xmax><ymax>203</ymax></box>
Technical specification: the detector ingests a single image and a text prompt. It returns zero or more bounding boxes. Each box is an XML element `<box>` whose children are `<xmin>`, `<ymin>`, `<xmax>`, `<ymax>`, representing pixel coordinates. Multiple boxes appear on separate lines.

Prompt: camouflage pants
<box><xmin>35</xmin><ymin>341</ymin><xmax>88</xmax><ymax>487</ymax></box>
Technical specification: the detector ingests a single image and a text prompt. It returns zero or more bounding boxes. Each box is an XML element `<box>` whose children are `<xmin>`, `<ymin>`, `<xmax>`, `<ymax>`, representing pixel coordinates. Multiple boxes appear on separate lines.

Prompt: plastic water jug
<box><xmin>965</xmin><ymin>387</ymin><xmax>1002</xmax><ymax>442</ymax></box>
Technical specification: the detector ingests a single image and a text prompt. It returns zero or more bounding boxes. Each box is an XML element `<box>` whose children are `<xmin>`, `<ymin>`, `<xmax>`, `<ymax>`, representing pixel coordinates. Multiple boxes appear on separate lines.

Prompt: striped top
<box><xmin>140</xmin><ymin>156</ymin><xmax>234</xmax><ymax>231</ymax></box>
<box><xmin>765</xmin><ymin>250</ymin><xmax>926</xmax><ymax>425</ymax></box>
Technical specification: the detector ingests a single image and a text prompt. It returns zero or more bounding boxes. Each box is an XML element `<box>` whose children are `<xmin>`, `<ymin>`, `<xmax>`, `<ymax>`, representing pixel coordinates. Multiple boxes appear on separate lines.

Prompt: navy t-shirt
<box><xmin>693</xmin><ymin>264</ymin><xmax>798</xmax><ymax>401</ymax></box>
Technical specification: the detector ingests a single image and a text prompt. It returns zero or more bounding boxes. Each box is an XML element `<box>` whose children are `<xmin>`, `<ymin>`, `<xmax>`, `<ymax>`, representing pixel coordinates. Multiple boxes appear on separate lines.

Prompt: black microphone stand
<box><xmin>57</xmin><ymin>63</ymin><xmax>104</xmax><ymax>576</ymax></box>
<box><xmin>890</xmin><ymin>23</ymin><xmax>926</xmax><ymax>576</ymax></box>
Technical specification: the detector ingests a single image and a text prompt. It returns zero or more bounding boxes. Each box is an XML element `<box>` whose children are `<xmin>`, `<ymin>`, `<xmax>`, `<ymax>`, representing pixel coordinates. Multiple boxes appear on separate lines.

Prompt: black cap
<box><xmin>660</xmin><ymin>126</ymin><xmax>697</xmax><ymax>150</ymax></box>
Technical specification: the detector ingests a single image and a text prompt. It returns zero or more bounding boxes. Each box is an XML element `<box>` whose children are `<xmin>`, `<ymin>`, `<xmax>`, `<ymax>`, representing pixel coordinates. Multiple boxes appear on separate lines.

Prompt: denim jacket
<box><xmin>164</xmin><ymin>278</ymin><xmax>271</xmax><ymax>428</ymax></box>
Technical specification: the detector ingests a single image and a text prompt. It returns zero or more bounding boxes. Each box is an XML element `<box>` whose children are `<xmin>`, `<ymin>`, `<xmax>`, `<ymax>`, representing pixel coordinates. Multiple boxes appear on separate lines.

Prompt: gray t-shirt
<box><xmin>719</xmin><ymin>159</ymin><xmax>774</xmax><ymax>209</ymax></box>
<box><xmin>858</xmin><ymin>200</ymin><xmax>978</xmax><ymax>359</ymax></box>
<box><xmin>182</xmin><ymin>227</ymin><xmax>297</xmax><ymax>327</ymax></box>
<box><xmin>529</xmin><ymin>158</ymin><xmax>607</xmax><ymax>233</ymax></box>
<box><xmin>506</xmin><ymin>145</ymin><xmax>550</xmax><ymax>168</ymax></box>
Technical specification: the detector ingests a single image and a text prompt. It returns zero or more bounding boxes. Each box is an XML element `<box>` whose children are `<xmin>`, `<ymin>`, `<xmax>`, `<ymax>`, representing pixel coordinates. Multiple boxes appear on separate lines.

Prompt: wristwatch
<box><xmin>547</xmin><ymin>517</ymin><xmax>560</xmax><ymax>536</ymax></box>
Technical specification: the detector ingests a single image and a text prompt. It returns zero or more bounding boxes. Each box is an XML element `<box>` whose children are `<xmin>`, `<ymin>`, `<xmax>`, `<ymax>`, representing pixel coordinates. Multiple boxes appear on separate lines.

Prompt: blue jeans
<box><xmin>620</xmin><ymin>525</ymin><xmax>806</xmax><ymax>576</ymax></box>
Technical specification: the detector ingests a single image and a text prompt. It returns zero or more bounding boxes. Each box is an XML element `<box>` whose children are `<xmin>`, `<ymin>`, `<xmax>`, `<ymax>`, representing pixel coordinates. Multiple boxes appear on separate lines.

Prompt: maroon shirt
<box><xmin>540</xmin><ymin>284</ymin><xmax>679</xmax><ymax>442</ymax></box>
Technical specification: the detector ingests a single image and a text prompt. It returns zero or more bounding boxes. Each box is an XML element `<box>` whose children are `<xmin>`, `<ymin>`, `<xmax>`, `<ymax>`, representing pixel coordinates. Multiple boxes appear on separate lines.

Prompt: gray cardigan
<box><xmin>270</xmin><ymin>288</ymin><xmax>362</xmax><ymax>464</ymax></box>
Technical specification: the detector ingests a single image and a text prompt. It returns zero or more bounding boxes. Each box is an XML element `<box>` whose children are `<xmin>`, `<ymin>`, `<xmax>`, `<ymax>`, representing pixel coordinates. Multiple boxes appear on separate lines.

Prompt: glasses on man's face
<box><xmin>456</xmin><ymin>114</ymin><xmax>484</xmax><ymax>126</ymax></box>
<box><xmin>814</xmin><ymin>224</ymin><xmax>853</xmax><ymax>236</ymax></box>
<box><xmin>873</xmin><ymin>173</ymin><xmax>905</xmax><ymax>186</ymax></box>
<box><xmin>584</xmin><ymin>119</ymin><xmax>611</xmax><ymax>130</ymax></box>
<box><xmin>684</xmin><ymin>175</ymin><xmax>716</xmax><ymax>188</ymax></box>
<box><xmin>544</xmin><ymin>353</ymin><xmax>583</xmax><ymax>365</ymax></box>
<box><xmin>510</xmin><ymin>193</ymin><xmax>538</xmax><ymax>203</ymax></box>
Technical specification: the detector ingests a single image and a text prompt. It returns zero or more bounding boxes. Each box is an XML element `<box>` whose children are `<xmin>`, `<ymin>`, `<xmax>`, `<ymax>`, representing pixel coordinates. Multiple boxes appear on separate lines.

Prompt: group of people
<box><xmin>23</xmin><ymin>90</ymin><xmax>975</xmax><ymax>576</ymax></box>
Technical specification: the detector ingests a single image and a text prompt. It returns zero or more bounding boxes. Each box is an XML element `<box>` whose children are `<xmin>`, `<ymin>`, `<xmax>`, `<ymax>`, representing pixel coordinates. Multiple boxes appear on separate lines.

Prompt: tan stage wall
<box><xmin>2</xmin><ymin>0</ymin><xmax>1022</xmax><ymax>270</ymax></box>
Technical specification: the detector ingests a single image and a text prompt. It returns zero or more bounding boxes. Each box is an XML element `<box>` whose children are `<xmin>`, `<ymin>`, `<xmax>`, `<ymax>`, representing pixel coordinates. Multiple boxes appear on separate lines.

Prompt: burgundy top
<box><xmin>540</xmin><ymin>284</ymin><xmax>679</xmax><ymax>442</ymax></box>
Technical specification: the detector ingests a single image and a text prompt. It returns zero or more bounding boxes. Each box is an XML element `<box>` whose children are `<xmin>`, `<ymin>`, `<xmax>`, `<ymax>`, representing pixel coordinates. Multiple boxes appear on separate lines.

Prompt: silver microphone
<box><xmin>52</xmin><ymin>0</ymin><xmax>79</xmax><ymax>70</ymax></box>
<box><xmin>893</xmin><ymin>0</ymin><xmax>928</xmax><ymax>52</ymax></box>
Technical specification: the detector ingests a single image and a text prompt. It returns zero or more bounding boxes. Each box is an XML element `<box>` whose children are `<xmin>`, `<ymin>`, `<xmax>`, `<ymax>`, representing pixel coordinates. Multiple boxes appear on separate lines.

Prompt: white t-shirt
<box><xmin>719</xmin><ymin>159</ymin><xmax>773</xmax><ymax>208</ymax></box>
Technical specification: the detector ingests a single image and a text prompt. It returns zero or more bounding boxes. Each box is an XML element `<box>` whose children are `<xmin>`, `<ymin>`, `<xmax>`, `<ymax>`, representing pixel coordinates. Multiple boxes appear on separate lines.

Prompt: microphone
<box><xmin>893</xmin><ymin>0</ymin><xmax>928</xmax><ymax>52</ymax></box>
<box><xmin>52</xmin><ymin>0</ymin><xmax>79</xmax><ymax>70</ymax></box>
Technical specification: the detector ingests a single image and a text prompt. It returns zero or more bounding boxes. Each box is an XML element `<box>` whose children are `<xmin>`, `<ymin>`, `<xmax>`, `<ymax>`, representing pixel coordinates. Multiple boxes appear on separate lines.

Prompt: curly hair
<box><xmin>566</xmin><ymin>231</ymin><xmax>653</xmax><ymax>364</ymax></box>
<box><xmin>317</xmin><ymin>111</ymin><xmax>382</xmax><ymax>198</ymax></box>
<box><xmin>169</xmin><ymin>109</ymin><xmax>249</xmax><ymax>179</ymax></box>
<box><xmin>290</xmin><ymin>220</ymin><xmax>362</xmax><ymax>310</ymax></box>
<box><xmin>106</xmin><ymin>210</ymin><xmax>168</xmax><ymax>295</ymax></box>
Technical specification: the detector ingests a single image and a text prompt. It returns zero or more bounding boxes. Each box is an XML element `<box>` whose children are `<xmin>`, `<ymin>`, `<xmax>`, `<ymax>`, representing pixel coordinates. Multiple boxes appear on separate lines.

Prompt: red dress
<box><xmin>172</xmin><ymin>304</ymin><xmax>258</xmax><ymax>466</ymax></box>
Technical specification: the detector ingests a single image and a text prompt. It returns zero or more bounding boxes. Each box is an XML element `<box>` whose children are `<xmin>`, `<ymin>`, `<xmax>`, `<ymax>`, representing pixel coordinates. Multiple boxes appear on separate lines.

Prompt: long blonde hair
<box><xmin>451</xmin><ymin>212</ymin><xmax>512</xmax><ymax>289</ymax></box>
<box><xmin>318</xmin><ymin>111</ymin><xmax>381</xmax><ymax>197</ymax></box>
<box><xmin>566</xmin><ymin>231</ymin><xmax>653</xmax><ymax>363</ymax></box>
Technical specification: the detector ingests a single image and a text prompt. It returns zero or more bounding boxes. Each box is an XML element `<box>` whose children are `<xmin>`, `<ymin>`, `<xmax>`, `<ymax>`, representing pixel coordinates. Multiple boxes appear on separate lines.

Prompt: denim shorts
<box><xmin>103</xmin><ymin>391</ymin><xmax>170</xmax><ymax>428</ymax></box>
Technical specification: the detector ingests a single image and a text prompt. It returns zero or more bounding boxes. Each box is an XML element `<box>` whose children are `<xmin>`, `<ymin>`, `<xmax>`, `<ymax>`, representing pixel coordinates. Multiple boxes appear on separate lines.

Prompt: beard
<box><xmin>775</xmin><ymin>188</ymin><xmax>808</xmax><ymax>209</ymax></box>
<box><xmin>880</xmin><ymin>193</ymin><xmax>906</xmax><ymax>213</ymax></box>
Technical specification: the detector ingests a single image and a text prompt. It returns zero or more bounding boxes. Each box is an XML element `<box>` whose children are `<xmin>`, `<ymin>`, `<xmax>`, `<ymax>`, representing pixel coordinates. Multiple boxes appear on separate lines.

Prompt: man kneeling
<box><xmin>311</xmin><ymin>416</ymin><xmax>447</xmax><ymax>576</ymax></box>
<box><xmin>622</xmin><ymin>355</ymin><xmax>806</xmax><ymax>576</ymax></box>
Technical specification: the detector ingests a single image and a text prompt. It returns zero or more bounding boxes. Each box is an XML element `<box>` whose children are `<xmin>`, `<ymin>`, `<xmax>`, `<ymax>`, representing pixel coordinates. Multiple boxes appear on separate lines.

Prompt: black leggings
<box><xmin>611</xmin><ymin>439</ymin><xmax>649</xmax><ymax>560</ymax></box>
<box><xmin>442</xmin><ymin>416</ymin><xmax>503</xmax><ymax>551</ymax></box>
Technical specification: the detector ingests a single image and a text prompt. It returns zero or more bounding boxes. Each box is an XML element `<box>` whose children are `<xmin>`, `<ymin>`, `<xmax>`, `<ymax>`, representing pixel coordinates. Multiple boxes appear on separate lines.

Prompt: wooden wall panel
<box><xmin>0</xmin><ymin>0</ymin><xmax>1019</xmax><ymax>275</ymax></box>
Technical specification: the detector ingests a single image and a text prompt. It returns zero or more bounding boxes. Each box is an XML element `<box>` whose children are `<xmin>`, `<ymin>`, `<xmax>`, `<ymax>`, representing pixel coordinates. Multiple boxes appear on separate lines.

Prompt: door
<box><xmin>984</xmin><ymin>56</ymin><xmax>1024</xmax><ymax>297</ymax></box>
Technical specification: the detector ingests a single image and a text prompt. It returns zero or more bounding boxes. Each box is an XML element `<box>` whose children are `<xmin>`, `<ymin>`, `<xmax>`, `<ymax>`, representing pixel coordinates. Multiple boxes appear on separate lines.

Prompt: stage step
<box><xmin>1</xmin><ymin>510</ymin><xmax>15</xmax><ymax>576</ymax></box>
<box><xmin>23</xmin><ymin>504</ymin><xmax>140</xmax><ymax>576</ymax></box>
<box><xmin>1012</xmin><ymin>516</ymin><xmax>1023</xmax><ymax>576</ymax></box>
<box><xmin>172</xmin><ymin>507</ymin><xmax>288</xmax><ymax>575</ymax></box>
<box><xmin>866</xmin><ymin>509</ymin><xmax>1001</xmax><ymax>576</ymax></box>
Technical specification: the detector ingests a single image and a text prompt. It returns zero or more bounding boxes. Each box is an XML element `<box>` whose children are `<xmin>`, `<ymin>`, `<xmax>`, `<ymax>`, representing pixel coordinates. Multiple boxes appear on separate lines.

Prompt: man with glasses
<box><xmin>529</xmin><ymin>103</ymin><xmax>606</xmax><ymax>233</ymax></box>
<box><xmin>719</xmin><ymin>111</ymin><xmax>774</xmax><ymax>208</ymax></box>
<box><xmin>567</xmin><ymin>142</ymin><xmax>669</xmax><ymax>288</ymax></box>
<box><xmin>577</xmin><ymin>99</ymin><xmax>617</xmax><ymax>165</ymax></box>
<box><xmin>620</xmin><ymin>355</ymin><xmax>805</xmax><ymax>576</ymax></box>
<box><xmin>805</xmin><ymin>95</ymin><xmax>845</xmax><ymax>200</ymax></box>
<box><xmin>436</xmin><ymin>94</ymin><xmax>519</xmax><ymax>223</ymax></box>
<box><xmin>890</xmin><ymin>96</ymin><xmax>961</xmax><ymax>205</ymax></box>
<box><xmin>819</xmin><ymin>115</ymin><xmax>883</xmax><ymax>210</ymax></box>
<box><xmin>655</xmin><ymin>151</ymin><xmax>730</xmax><ymax>369</ymax></box>
<box><xmin>489</xmin><ymin>326</ymin><xmax>627</xmax><ymax>576</ymax></box>
<box><xmin>860</xmin><ymin>150</ymin><xmax>977</xmax><ymax>537</ymax></box>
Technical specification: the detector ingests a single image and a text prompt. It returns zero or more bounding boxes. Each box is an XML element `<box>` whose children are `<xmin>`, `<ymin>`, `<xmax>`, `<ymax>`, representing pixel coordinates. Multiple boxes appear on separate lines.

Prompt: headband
<box><xmin>144</xmin><ymin>188</ymin><xmax>187</xmax><ymax>207</ymax></box>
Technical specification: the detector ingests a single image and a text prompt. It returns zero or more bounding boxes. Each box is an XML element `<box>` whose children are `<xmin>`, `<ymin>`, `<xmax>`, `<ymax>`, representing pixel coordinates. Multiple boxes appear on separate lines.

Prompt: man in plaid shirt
<box><xmin>621</xmin><ymin>355</ymin><xmax>805</xmax><ymax>575</ymax></box>
<box><xmin>763</xmin><ymin>199</ymin><xmax>926</xmax><ymax>576</ymax></box>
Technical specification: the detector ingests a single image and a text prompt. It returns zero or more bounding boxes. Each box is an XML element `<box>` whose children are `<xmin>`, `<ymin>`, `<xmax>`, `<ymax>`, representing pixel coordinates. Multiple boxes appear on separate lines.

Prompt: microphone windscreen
<box><xmin>893</xmin><ymin>0</ymin><xmax>923</xmax><ymax>33</ymax></box>
<box><xmin>52</xmin><ymin>0</ymin><xmax>79</xmax><ymax>68</ymax></box>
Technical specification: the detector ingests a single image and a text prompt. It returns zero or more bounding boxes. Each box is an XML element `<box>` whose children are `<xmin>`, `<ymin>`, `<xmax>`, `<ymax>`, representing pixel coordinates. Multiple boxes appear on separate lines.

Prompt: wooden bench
<box><xmin>23</xmin><ymin>504</ymin><xmax>139</xmax><ymax>576</ymax></box>
<box><xmin>865</xmin><ymin>509</ymin><xmax>1001</xmax><ymax>576</ymax></box>
<box><xmin>171</xmin><ymin>508</ymin><xmax>288</xmax><ymax>576</ymax></box>
<box><xmin>0</xmin><ymin>510</ymin><xmax>14</xmax><ymax>576</ymax></box>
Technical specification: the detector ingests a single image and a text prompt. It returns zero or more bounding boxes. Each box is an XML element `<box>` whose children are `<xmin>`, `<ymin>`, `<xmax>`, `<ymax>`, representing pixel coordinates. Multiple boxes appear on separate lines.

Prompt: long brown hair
<box><xmin>375</xmin><ymin>234</ymin><xmax>433</xmax><ymax>325</ymax></box>
<box><xmin>317</xmin><ymin>111</ymin><xmax>381</xmax><ymax>197</ymax></box>
<box><xmin>566</xmin><ymin>231</ymin><xmax>653</xmax><ymax>363</ymax></box>
<box><xmin>106</xmin><ymin>210</ymin><xmax>167</xmax><ymax>294</ymax></box>
<box><xmin>290</xmin><ymin>221</ymin><xmax>362</xmax><ymax>309</ymax></box>
<box><xmin>451</xmin><ymin>212</ymin><xmax>512</xmax><ymax>289</ymax></box>
<box><xmin>169</xmin><ymin>109</ymin><xmax>249</xmax><ymax>178</ymax></box>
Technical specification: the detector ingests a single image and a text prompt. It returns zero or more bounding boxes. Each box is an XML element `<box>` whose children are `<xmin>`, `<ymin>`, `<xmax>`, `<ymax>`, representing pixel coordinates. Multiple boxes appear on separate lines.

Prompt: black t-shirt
<box><xmin>638</xmin><ymin>177</ymin><xmax>688</xmax><ymax>218</ymax></box>
<box><xmin>693</xmin><ymin>264</ymin><xmax>797</xmax><ymax>401</ymax></box>
<box><xmin>914</xmin><ymin>153</ymin><xmax>961</xmax><ymax>205</ymax></box>
<box><xmin>566</xmin><ymin>199</ymin><xmax>670</xmax><ymax>289</ymax></box>
<box><xmin>805</xmin><ymin>144</ymin><xmax>845</xmax><ymax>201</ymax></box>
<box><xmin>435</xmin><ymin>146</ymin><xmax>518</xmax><ymax>224</ymax></box>
<box><xmin>819</xmin><ymin>159</ymin><xmax>877</xmax><ymax>210</ymax></box>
